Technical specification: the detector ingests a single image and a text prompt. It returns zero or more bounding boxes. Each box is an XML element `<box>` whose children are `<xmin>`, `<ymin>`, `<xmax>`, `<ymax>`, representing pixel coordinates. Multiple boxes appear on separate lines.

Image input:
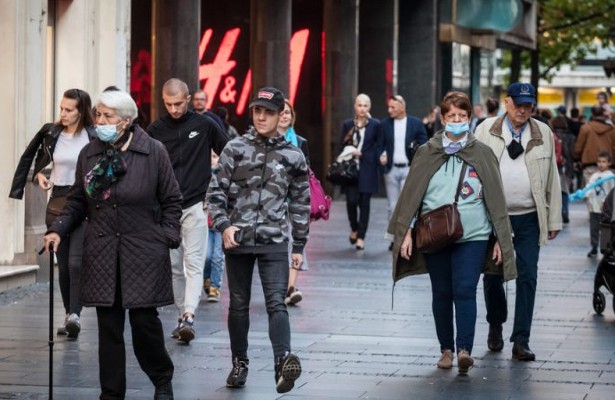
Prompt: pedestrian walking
<box><xmin>388</xmin><ymin>91</ymin><xmax>514</xmax><ymax>375</ymax></box>
<box><xmin>147</xmin><ymin>78</ymin><xmax>229</xmax><ymax>344</ymax></box>
<box><xmin>278</xmin><ymin>99</ymin><xmax>311</xmax><ymax>305</ymax></box>
<box><xmin>340</xmin><ymin>94</ymin><xmax>382</xmax><ymax>251</ymax></box>
<box><xmin>573</xmin><ymin>105</ymin><xmax>615</xmax><ymax>186</ymax></box>
<box><xmin>476</xmin><ymin>82</ymin><xmax>562</xmax><ymax>361</ymax></box>
<box><xmin>10</xmin><ymin>88</ymin><xmax>96</xmax><ymax>339</ymax></box>
<box><xmin>379</xmin><ymin>94</ymin><xmax>428</xmax><ymax>250</ymax></box>
<box><xmin>585</xmin><ymin>151</ymin><xmax>615</xmax><ymax>257</ymax></box>
<box><xmin>207</xmin><ymin>87</ymin><xmax>309</xmax><ymax>393</ymax></box>
<box><xmin>43</xmin><ymin>89</ymin><xmax>181</xmax><ymax>399</ymax></box>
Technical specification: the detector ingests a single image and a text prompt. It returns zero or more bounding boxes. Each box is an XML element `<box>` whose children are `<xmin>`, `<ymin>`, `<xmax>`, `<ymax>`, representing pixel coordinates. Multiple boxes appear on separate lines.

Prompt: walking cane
<box><xmin>40</xmin><ymin>242</ymin><xmax>55</xmax><ymax>400</ymax></box>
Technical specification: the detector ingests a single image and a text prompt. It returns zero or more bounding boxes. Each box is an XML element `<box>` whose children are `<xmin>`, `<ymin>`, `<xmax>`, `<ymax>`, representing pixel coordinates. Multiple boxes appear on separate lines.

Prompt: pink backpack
<box><xmin>309</xmin><ymin>168</ymin><xmax>331</xmax><ymax>221</ymax></box>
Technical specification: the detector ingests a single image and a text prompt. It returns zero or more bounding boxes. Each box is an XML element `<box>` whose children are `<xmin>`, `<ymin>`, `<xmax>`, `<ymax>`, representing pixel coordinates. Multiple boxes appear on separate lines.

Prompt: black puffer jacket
<box><xmin>10</xmin><ymin>123</ymin><xmax>97</xmax><ymax>199</ymax></box>
<box><xmin>48</xmin><ymin>126</ymin><xmax>182</xmax><ymax>308</ymax></box>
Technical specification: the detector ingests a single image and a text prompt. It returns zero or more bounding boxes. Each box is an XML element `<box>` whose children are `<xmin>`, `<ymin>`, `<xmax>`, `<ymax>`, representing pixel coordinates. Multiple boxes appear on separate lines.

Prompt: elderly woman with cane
<box><xmin>43</xmin><ymin>90</ymin><xmax>182</xmax><ymax>400</ymax></box>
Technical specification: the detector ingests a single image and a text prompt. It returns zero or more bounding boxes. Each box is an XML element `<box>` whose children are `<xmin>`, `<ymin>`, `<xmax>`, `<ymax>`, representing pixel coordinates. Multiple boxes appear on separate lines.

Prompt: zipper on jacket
<box><xmin>252</xmin><ymin>141</ymin><xmax>270</xmax><ymax>246</ymax></box>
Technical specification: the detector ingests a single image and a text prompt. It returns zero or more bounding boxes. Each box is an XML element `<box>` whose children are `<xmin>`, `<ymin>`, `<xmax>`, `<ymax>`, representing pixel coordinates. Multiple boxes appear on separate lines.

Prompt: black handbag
<box><xmin>326</xmin><ymin>159</ymin><xmax>359</xmax><ymax>186</ymax></box>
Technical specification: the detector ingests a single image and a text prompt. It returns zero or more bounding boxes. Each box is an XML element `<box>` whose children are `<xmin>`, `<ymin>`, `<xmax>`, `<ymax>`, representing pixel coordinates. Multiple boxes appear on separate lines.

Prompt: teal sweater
<box><xmin>421</xmin><ymin>156</ymin><xmax>492</xmax><ymax>242</ymax></box>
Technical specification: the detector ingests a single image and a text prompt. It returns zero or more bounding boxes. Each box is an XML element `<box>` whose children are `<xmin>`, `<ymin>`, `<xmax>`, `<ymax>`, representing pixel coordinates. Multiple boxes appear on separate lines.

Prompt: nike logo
<box><xmin>188</xmin><ymin>131</ymin><xmax>200</xmax><ymax>139</ymax></box>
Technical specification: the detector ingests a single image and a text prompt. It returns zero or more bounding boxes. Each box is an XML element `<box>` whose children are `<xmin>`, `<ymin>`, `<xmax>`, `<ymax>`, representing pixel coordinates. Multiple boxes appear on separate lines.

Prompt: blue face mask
<box><xmin>445</xmin><ymin>121</ymin><xmax>470</xmax><ymax>136</ymax></box>
<box><xmin>95</xmin><ymin>124</ymin><xmax>119</xmax><ymax>142</ymax></box>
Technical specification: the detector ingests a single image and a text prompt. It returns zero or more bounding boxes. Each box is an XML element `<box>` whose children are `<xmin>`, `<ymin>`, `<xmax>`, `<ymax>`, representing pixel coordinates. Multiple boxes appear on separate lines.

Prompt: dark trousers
<box><xmin>56</xmin><ymin>223</ymin><xmax>84</xmax><ymax>316</ymax></box>
<box><xmin>344</xmin><ymin>185</ymin><xmax>372</xmax><ymax>239</ymax></box>
<box><xmin>97</xmin><ymin>283</ymin><xmax>173</xmax><ymax>399</ymax></box>
<box><xmin>590</xmin><ymin>212</ymin><xmax>601</xmax><ymax>249</ymax></box>
<box><xmin>483</xmin><ymin>212</ymin><xmax>540</xmax><ymax>344</ymax></box>
<box><xmin>424</xmin><ymin>240</ymin><xmax>488</xmax><ymax>354</ymax></box>
<box><xmin>561</xmin><ymin>191</ymin><xmax>569</xmax><ymax>221</ymax></box>
<box><xmin>225</xmin><ymin>251</ymin><xmax>290</xmax><ymax>361</ymax></box>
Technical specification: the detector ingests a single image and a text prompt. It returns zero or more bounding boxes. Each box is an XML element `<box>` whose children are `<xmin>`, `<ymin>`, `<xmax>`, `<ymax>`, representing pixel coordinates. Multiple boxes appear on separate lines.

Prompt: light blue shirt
<box><xmin>421</xmin><ymin>156</ymin><xmax>492</xmax><ymax>242</ymax></box>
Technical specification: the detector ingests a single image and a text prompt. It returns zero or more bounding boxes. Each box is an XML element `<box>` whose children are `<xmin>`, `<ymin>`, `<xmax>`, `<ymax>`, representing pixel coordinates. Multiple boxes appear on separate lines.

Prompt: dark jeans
<box><xmin>483</xmin><ymin>212</ymin><xmax>540</xmax><ymax>344</ymax></box>
<box><xmin>55</xmin><ymin>222</ymin><xmax>84</xmax><ymax>316</ymax></box>
<box><xmin>590</xmin><ymin>212</ymin><xmax>601</xmax><ymax>249</ymax></box>
<box><xmin>344</xmin><ymin>185</ymin><xmax>372</xmax><ymax>239</ymax></box>
<box><xmin>561</xmin><ymin>191</ymin><xmax>569</xmax><ymax>221</ymax></box>
<box><xmin>424</xmin><ymin>240</ymin><xmax>489</xmax><ymax>354</ymax></box>
<box><xmin>226</xmin><ymin>251</ymin><xmax>291</xmax><ymax>361</ymax></box>
<box><xmin>97</xmin><ymin>281</ymin><xmax>173</xmax><ymax>399</ymax></box>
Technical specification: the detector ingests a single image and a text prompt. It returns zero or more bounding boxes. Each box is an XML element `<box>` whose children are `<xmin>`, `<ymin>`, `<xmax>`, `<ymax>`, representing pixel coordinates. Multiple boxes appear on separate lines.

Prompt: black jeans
<box><xmin>225</xmin><ymin>251</ymin><xmax>290</xmax><ymax>361</ymax></box>
<box><xmin>344</xmin><ymin>184</ymin><xmax>372</xmax><ymax>239</ymax></box>
<box><xmin>97</xmin><ymin>282</ymin><xmax>173</xmax><ymax>399</ymax></box>
<box><xmin>55</xmin><ymin>222</ymin><xmax>84</xmax><ymax>316</ymax></box>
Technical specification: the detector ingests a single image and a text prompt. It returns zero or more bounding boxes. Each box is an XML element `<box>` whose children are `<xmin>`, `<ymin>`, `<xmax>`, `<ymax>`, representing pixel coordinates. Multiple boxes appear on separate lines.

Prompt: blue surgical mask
<box><xmin>445</xmin><ymin>121</ymin><xmax>470</xmax><ymax>136</ymax></box>
<box><xmin>95</xmin><ymin>124</ymin><xmax>119</xmax><ymax>142</ymax></box>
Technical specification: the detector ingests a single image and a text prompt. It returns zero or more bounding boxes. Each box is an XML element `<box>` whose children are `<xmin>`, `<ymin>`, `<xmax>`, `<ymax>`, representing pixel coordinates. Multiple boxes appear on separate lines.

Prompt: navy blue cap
<box><xmin>249</xmin><ymin>87</ymin><xmax>285</xmax><ymax>111</ymax></box>
<box><xmin>507</xmin><ymin>83</ymin><xmax>536</xmax><ymax>105</ymax></box>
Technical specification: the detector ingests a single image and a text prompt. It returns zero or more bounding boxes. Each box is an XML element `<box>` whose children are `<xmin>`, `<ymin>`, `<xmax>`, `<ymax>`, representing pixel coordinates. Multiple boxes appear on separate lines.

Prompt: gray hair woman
<box><xmin>44</xmin><ymin>90</ymin><xmax>182</xmax><ymax>399</ymax></box>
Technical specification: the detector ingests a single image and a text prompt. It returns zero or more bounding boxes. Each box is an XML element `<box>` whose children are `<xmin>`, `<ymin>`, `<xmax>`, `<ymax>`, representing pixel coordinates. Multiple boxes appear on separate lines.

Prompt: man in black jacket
<box><xmin>379</xmin><ymin>95</ymin><xmax>428</xmax><ymax>250</ymax></box>
<box><xmin>147</xmin><ymin>78</ymin><xmax>229</xmax><ymax>344</ymax></box>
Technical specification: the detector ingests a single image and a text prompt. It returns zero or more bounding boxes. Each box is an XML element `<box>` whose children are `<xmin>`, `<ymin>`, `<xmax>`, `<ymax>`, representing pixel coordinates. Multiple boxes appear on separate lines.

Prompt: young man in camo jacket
<box><xmin>206</xmin><ymin>87</ymin><xmax>310</xmax><ymax>394</ymax></box>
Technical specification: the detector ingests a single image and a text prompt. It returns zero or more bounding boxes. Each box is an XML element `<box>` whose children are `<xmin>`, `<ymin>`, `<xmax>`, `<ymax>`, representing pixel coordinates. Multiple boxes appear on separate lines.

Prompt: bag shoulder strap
<box><xmin>453</xmin><ymin>162</ymin><xmax>468</xmax><ymax>205</ymax></box>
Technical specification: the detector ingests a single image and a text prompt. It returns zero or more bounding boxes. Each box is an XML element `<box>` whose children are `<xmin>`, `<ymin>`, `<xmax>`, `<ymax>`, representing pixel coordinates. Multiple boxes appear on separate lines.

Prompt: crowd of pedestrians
<box><xmin>9</xmin><ymin>80</ymin><xmax>614</xmax><ymax>397</ymax></box>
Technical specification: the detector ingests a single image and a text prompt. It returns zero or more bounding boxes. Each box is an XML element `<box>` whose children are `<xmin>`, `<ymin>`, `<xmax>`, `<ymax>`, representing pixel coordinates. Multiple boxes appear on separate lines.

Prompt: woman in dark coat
<box><xmin>43</xmin><ymin>90</ymin><xmax>182</xmax><ymax>400</ymax></box>
<box><xmin>10</xmin><ymin>88</ymin><xmax>95</xmax><ymax>339</ymax></box>
<box><xmin>340</xmin><ymin>93</ymin><xmax>381</xmax><ymax>250</ymax></box>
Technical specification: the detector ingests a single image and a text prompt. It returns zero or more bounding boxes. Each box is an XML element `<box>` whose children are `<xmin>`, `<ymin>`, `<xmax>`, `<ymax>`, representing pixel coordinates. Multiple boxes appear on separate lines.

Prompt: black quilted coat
<box><xmin>48</xmin><ymin>126</ymin><xmax>182</xmax><ymax>308</ymax></box>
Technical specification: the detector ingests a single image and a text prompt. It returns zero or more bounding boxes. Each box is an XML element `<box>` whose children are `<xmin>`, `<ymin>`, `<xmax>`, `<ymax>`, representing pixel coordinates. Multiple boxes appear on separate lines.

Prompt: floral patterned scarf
<box><xmin>84</xmin><ymin>131</ymin><xmax>131</xmax><ymax>200</ymax></box>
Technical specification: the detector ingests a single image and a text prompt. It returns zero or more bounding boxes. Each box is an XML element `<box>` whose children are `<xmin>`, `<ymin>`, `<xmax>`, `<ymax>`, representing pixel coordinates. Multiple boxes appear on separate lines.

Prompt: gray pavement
<box><xmin>0</xmin><ymin>199</ymin><xmax>614</xmax><ymax>399</ymax></box>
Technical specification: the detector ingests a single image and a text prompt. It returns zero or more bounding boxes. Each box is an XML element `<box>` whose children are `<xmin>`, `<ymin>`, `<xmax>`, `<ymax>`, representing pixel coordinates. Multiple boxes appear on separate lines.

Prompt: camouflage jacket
<box><xmin>206</xmin><ymin>132</ymin><xmax>310</xmax><ymax>254</ymax></box>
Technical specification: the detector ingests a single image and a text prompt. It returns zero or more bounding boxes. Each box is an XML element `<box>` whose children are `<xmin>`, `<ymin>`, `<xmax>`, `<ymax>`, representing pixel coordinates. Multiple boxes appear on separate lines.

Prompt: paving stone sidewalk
<box><xmin>0</xmin><ymin>199</ymin><xmax>613</xmax><ymax>399</ymax></box>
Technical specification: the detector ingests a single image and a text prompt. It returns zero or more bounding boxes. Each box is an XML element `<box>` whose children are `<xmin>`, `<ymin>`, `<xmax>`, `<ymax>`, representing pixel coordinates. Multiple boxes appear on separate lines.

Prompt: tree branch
<box><xmin>540</xmin><ymin>45</ymin><xmax>574</xmax><ymax>79</ymax></box>
<box><xmin>539</xmin><ymin>10</ymin><xmax>608</xmax><ymax>34</ymax></box>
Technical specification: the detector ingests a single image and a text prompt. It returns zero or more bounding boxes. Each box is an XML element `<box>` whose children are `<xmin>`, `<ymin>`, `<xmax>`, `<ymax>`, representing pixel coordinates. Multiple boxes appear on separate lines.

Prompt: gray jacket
<box><xmin>206</xmin><ymin>131</ymin><xmax>310</xmax><ymax>254</ymax></box>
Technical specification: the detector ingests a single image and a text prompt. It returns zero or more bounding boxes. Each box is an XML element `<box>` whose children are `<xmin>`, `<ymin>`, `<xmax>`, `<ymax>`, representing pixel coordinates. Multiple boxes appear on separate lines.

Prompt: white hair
<box><xmin>96</xmin><ymin>91</ymin><xmax>138</xmax><ymax>121</ymax></box>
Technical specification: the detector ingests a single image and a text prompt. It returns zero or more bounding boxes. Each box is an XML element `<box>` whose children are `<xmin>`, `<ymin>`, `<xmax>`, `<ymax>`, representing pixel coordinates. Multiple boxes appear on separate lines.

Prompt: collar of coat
<box><xmin>85</xmin><ymin>125</ymin><xmax>150</xmax><ymax>157</ymax></box>
<box><xmin>487</xmin><ymin>114</ymin><xmax>544</xmax><ymax>153</ymax></box>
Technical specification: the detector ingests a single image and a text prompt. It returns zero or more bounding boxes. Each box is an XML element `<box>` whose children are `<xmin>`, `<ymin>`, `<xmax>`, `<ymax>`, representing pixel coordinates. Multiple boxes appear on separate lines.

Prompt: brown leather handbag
<box><xmin>415</xmin><ymin>163</ymin><xmax>467</xmax><ymax>254</ymax></box>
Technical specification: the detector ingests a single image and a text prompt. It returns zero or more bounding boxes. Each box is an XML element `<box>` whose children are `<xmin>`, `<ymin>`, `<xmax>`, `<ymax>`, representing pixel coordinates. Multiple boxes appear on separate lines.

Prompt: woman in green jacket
<box><xmin>387</xmin><ymin>91</ymin><xmax>515</xmax><ymax>375</ymax></box>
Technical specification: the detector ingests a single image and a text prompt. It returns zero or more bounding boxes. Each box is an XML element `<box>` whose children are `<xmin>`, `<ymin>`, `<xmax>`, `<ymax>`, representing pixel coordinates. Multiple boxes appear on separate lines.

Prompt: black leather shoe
<box><xmin>512</xmin><ymin>341</ymin><xmax>535</xmax><ymax>361</ymax></box>
<box><xmin>154</xmin><ymin>382</ymin><xmax>174</xmax><ymax>400</ymax></box>
<box><xmin>487</xmin><ymin>324</ymin><xmax>504</xmax><ymax>352</ymax></box>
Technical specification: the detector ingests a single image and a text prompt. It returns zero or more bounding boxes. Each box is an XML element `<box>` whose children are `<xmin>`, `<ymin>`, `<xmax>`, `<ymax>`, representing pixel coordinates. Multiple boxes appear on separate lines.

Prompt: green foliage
<box><xmin>502</xmin><ymin>0</ymin><xmax>615</xmax><ymax>83</ymax></box>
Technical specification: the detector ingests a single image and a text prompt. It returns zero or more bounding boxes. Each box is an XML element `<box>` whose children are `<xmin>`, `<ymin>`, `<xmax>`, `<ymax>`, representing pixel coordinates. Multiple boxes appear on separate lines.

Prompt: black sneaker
<box><xmin>275</xmin><ymin>353</ymin><xmax>302</xmax><ymax>393</ymax></box>
<box><xmin>226</xmin><ymin>358</ymin><xmax>249</xmax><ymax>388</ymax></box>
<box><xmin>588</xmin><ymin>247</ymin><xmax>598</xmax><ymax>258</ymax></box>
<box><xmin>178</xmin><ymin>315</ymin><xmax>195</xmax><ymax>343</ymax></box>
<box><xmin>170</xmin><ymin>318</ymin><xmax>181</xmax><ymax>339</ymax></box>
<box><xmin>57</xmin><ymin>314</ymin><xmax>69</xmax><ymax>336</ymax></box>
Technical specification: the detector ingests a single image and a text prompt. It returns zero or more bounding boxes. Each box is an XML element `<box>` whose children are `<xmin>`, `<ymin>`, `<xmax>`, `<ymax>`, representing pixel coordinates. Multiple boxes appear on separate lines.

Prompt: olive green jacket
<box><xmin>387</xmin><ymin>131</ymin><xmax>516</xmax><ymax>283</ymax></box>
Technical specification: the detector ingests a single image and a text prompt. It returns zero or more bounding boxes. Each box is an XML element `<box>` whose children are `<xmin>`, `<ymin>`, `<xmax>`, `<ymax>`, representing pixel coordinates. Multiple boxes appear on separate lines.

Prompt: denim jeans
<box><xmin>225</xmin><ymin>251</ymin><xmax>290</xmax><ymax>360</ymax></box>
<box><xmin>56</xmin><ymin>222</ymin><xmax>85</xmax><ymax>316</ymax></box>
<box><xmin>204</xmin><ymin>228</ymin><xmax>224</xmax><ymax>289</ymax></box>
<box><xmin>424</xmin><ymin>240</ymin><xmax>489</xmax><ymax>354</ymax></box>
<box><xmin>344</xmin><ymin>185</ymin><xmax>372</xmax><ymax>239</ymax></box>
<box><xmin>171</xmin><ymin>202</ymin><xmax>208</xmax><ymax>316</ymax></box>
<box><xmin>483</xmin><ymin>212</ymin><xmax>540</xmax><ymax>344</ymax></box>
<box><xmin>384</xmin><ymin>165</ymin><xmax>409</xmax><ymax>222</ymax></box>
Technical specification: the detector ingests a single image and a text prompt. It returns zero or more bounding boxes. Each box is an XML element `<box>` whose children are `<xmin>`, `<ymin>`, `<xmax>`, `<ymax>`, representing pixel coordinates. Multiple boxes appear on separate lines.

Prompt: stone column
<box><xmin>250</xmin><ymin>0</ymin><xmax>291</xmax><ymax>95</ymax></box>
<box><xmin>151</xmin><ymin>0</ymin><xmax>201</xmax><ymax>120</ymax></box>
<box><xmin>0</xmin><ymin>0</ymin><xmax>48</xmax><ymax>265</ymax></box>
<box><xmin>323</xmin><ymin>0</ymin><xmax>359</xmax><ymax>178</ymax></box>
<box><xmin>398</xmin><ymin>0</ymin><xmax>439</xmax><ymax>118</ymax></box>
<box><xmin>358</xmin><ymin>0</ymin><xmax>396</xmax><ymax>119</ymax></box>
